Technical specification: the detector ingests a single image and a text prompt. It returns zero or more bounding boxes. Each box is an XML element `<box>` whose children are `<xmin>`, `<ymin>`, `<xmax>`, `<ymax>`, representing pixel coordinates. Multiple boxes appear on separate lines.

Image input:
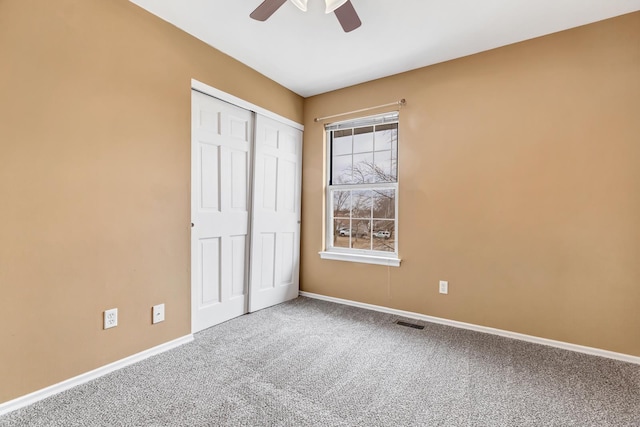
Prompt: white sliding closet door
<box><xmin>249</xmin><ymin>114</ymin><xmax>303</xmax><ymax>312</ymax></box>
<box><xmin>191</xmin><ymin>91</ymin><xmax>252</xmax><ymax>332</ymax></box>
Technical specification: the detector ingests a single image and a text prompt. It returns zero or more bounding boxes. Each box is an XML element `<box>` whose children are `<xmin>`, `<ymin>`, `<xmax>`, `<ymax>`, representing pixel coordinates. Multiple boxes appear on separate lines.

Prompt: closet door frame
<box><xmin>190</xmin><ymin>79</ymin><xmax>303</xmax><ymax>333</ymax></box>
<box><xmin>191</xmin><ymin>80</ymin><xmax>303</xmax><ymax>132</ymax></box>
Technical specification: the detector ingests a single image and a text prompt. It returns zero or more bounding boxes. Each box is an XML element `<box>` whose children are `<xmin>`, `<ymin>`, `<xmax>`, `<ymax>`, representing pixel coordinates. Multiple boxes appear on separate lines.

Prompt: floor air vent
<box><xmin>395</xmin><ymin>320</ymin><xmax>425</xmax><ymax>330</ymax></box>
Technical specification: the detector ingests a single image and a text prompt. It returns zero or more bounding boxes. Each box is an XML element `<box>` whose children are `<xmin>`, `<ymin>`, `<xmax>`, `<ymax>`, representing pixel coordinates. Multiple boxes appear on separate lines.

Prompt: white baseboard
<box><xmin>0</xmin><ymin>334</ymin><xmax>194</xmax><ymax>416</ymax></box>
<box><xmin>299</xmin><ymin>291</ymin><xmax>640</xmax><ymax>365</ymax></box>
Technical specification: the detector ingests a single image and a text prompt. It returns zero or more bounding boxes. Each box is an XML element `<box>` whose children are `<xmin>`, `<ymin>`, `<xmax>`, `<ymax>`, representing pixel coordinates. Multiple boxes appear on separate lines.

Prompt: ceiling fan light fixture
<box><xmin>290</xmin><ymin>0</ymin><xmax>308</xmax><ymax>12</ymax></box>
<box><xmin>324</xmin><ymin>0</ymin><xmax>348</xmax><ymax>14</ymax></box>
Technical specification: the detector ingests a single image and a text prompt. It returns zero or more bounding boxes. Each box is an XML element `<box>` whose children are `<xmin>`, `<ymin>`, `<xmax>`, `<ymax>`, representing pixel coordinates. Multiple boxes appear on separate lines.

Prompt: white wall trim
<box><xmin>299</xmin><ymin>291</ymin><xmax>640</xmax><ymax>365</ymax></box>
<box><xmin>191</xmin><ymin>79</ymin><xmax>304</xmax><ymax>131</ymax></box>
<box><xmin>0</xmin><ymin>335</ymin><xmax>194</xmax><ymax>416</ymax></box>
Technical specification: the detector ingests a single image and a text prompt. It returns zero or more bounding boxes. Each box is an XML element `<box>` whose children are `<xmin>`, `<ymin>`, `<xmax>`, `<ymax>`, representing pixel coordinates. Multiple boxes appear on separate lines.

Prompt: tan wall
<box><xmin>0</xmin><ymin>0</ymin><xmax>303</xmax><ymax>403</ymax></box>
<box><xmin>301</xmin><ymin>12</ymin><xmax>640</xmax><ymax>356</ymax></box>
<box><xmin>0</xmin><ymin>0</ymin><xmax>638</xmax><ymax>407</ymax></box>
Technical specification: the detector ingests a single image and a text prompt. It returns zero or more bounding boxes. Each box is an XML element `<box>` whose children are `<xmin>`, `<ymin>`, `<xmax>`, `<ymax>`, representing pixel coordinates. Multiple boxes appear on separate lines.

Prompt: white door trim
<box><xmin>191</xmin><ymin>79</ymin><xmax>304</xmax><ymax>131</ymax></box>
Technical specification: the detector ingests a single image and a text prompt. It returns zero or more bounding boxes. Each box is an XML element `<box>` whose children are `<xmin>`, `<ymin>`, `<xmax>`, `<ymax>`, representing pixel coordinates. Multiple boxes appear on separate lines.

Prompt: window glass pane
<box><xmin>353</xmin><ymin>126</ymin><xmax>374</xmax><ymax>153</ymax></box>
<box><xmin>333</xmin><ymin>129</ymin><xmax>353</xmax><ymax>156</ymax></box>
<box><xmin>332</xmin><ymin>154</ymin><xmax>353</xmax><ymax>184</ymax></box>
<box><xmin>352</xmin><ymin>190</ymin><xmax>372</xmax><ymax>219</ymax></box>
<box><xmin>373</xmin><ymin>150</ymin><xmax>393</xmax><ymax>182</ymax></box>
<box><xmin>352</xmin><ymin>219</ymin><xmax>372</xmax><ymax>250</ymax></box>
<box><xmin>372</xmin><ymin>220</ymin><xmax>394</xmax><ymax>252</ymax></box>
<box><xmin>333</xmin><ymin>190</ymin><xmax>351</xmax><ymax>219</ymax></box>
<box><xmin>392</xmin><ymin>139</ymin><xmax>398</xmax><ymax>163</ymax></box>
<box><xmin>374</xmin><ymin>124</ymin><xmax>397</xmax><ymax>182</ymax></box>
<box><xmin>333</xmin><ymin>219</ymin><xmax>350</xmax><ymax>248</ymax></box>
<box><xmin>373</xmin><ymin>189</ymin><xmax>395</xmax><ymax>219</ymax></box>
<box><xmin>374</xmin><ymin>123</ymin><xmax>397</xmax><ymax>152</ymax></box>
<box><xmin>352</xmin><ymin>152</ymin><xmax>374</xmax><ymax>184</ymax></box>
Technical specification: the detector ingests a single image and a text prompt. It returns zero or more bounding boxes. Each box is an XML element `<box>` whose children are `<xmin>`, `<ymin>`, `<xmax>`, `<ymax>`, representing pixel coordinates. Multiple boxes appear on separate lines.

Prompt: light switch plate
<box><xmin>439</xmin><ymin>281</ymin><xmax>448</xmax><ymax>295</ymax></box>
<box><xmin>152</xmin><ymin>304</ymin><xmax>165</xmax><ymax>324</ymax></box>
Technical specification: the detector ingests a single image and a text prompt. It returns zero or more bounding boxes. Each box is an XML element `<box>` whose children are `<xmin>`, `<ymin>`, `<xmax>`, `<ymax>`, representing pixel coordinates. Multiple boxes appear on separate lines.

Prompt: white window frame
<box><xmin>319</xmin><ymin>112</ymin><xmax>401</xmax><ymax>267</ymax></box>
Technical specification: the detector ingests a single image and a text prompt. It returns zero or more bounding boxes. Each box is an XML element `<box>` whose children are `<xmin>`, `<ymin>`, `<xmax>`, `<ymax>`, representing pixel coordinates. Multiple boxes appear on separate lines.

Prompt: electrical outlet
<box><xmin>439</xmin><ymin>280</ymin><xmax>448</xmax><ymax>295</ymax></box>
<box><xmin>152</xmin><ymin>304</ymin><xmax>165</xmax><ymax>324</ymax></box>
<box><xmin>104</xmin><ymin>308</ymin><xmax>118</xmax><ymax>329</ymax></box>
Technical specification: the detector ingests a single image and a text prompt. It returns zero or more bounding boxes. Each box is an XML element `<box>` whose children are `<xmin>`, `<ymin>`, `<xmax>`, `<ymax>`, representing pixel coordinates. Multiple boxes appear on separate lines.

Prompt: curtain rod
<box><xmin>314</xmin><ymin>99</ymin><xmax>406</xmax><ymax>123</ymax></box>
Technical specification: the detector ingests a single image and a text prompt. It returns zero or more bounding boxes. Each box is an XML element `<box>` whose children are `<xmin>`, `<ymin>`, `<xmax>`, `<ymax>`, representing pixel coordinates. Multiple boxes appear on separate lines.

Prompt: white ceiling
<box><xmin>129</xmin><ymin>0</ymin><xmax>640</xmax><ymax>97</ymax></box>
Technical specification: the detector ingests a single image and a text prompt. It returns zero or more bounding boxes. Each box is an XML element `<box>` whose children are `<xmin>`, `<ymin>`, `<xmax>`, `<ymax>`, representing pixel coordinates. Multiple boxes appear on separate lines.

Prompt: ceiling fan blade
<box><xmin>334</xmin><ymin>0</ymin><xmax>361</xmax><ymax>32</ymax></box>
<box><xmin>250</xmin><ymin>0</ymin><xmax>287</xmax><ymax>21</ymax></box>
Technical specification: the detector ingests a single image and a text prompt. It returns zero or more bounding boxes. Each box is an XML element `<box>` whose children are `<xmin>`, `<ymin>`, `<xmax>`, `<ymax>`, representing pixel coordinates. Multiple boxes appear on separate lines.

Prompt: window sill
<box><xmin>319</xmin><ymin>251</ymin><xmax>401</xmax><ymax>267</ymax></box>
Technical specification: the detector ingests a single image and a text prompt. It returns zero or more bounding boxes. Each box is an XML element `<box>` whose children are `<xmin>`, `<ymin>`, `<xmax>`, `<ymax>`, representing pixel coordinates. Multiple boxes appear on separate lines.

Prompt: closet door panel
<box><xmin>249</xmin><ymin>115</ymin><xmax>302</xmax><ymax>312</ymax></box>
<box><xmin>191</xmin><ymin>91</ymin><xmax>251</xmax><ymax>332</ymax></box>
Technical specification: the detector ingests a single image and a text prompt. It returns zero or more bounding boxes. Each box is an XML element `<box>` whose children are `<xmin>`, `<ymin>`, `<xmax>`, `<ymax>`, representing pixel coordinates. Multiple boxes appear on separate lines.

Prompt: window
<box><xmin>319</xmin><ymin>112</ymin><xmax>400</xmax><ymax>267</ymax></box>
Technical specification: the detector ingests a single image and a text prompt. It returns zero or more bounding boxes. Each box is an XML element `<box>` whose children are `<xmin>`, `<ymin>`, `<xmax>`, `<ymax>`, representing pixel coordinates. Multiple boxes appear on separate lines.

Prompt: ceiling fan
<box><xmin>250</xmin><ymin>0</ymin><xmax>362</xmax><ymax>33</ymax></box>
